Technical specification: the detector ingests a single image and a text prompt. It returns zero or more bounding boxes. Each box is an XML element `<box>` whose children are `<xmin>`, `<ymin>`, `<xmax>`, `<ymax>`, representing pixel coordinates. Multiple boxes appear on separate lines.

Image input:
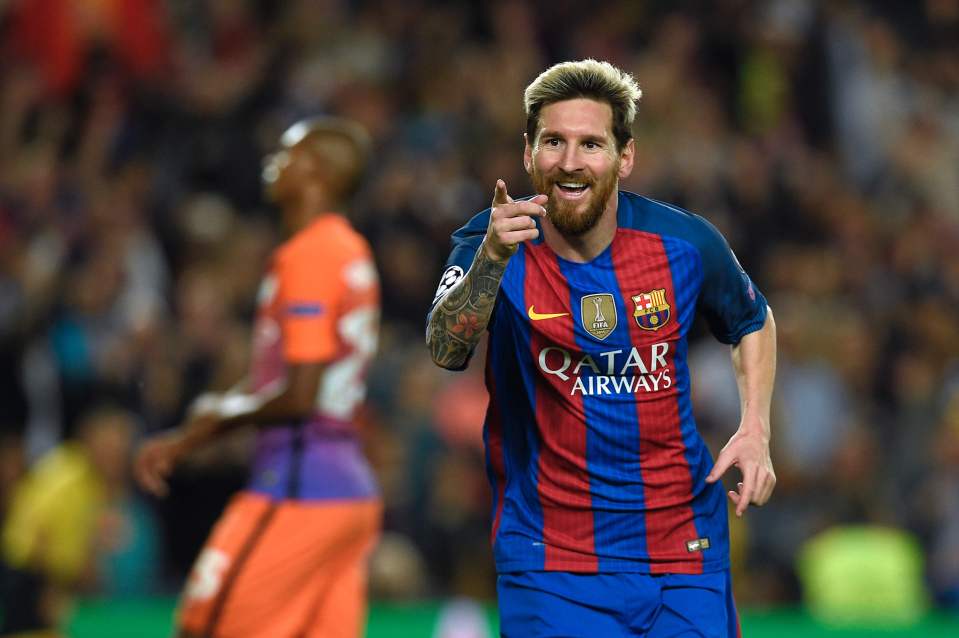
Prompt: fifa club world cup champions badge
<box><xmin>581</xmin><ymin>293</ymin><xmax>617</xmax><ymax>340</ymax></box>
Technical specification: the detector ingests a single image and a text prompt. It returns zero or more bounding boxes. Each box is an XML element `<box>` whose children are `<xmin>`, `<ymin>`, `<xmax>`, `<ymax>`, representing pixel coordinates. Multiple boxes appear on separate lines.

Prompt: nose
<box><xmin>558</xmin><ymin>143</ymin><xmax>584</xmax><ymax>174</ymax></box>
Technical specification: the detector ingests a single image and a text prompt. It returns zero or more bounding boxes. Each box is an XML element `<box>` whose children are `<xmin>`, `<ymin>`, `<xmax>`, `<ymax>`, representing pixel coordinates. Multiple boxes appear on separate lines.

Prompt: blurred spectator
<box><xmin>915</xmin><ymin>387</ymin><xmax>959</xmax><ymax>607</ymax></box>
<box><xmin>6</xmin><ymin>0</ymin><xmax>169</xmax><ymax>98</ymax></box>
<box><xmin>0</xmin><ymin>405</ymin><xmax>151</xmax><ymax>635</ymax></box>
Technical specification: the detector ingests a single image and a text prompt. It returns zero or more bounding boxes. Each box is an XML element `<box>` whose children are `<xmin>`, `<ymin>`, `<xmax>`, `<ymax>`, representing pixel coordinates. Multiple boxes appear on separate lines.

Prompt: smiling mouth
<box><xmin>554</xmin><ymin>181</ymin><xmax>590</xmax><ymax>199</ymax></box>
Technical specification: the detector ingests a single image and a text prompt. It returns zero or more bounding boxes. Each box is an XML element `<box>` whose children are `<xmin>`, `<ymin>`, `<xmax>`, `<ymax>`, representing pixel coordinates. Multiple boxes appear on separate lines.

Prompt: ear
<box><xmin>523</xmin><ymin>133</ymin><xmax>533</xmax><ymax>175</ymax></box>
<box><xmin>617</xmin><ymin>138</ymin><xmax>635</xmax><ymax>179</ymax></box>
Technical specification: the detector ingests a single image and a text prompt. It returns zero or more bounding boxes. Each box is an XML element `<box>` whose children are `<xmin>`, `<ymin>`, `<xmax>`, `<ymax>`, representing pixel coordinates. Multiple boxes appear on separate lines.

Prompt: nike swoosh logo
<box><xmin>528</xmin><ymin>305</ymin><xmax>569</xmax><ymax>321</ymax></box>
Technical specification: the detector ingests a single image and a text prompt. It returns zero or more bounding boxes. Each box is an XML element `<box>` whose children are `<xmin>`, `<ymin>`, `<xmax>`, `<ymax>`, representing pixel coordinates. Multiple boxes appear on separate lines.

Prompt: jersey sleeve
<box><xmin>428</xmin><ymin>208</ymin><xmax>490</xmax><ymax>315</ymax></box>
<box><xmin>275</xmin><ymin>247</ymin><xmax>343</xmax><ymax>363</ymax></box>
<box><xmin>694</xmin><ymin>215</ymin><xmax>768</xmax><ymax>344</ymax></box>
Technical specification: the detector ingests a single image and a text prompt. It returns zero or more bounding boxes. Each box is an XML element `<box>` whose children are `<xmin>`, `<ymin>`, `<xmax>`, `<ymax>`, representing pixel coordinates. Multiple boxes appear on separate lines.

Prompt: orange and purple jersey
<box><xmin>430</xmin><ymin>191</ymin><xmax>768</xmax><ymax>575</ymax></box>
<box><xmin>248</xmin><ymin>214</ymin><xmax>380</xmax><ymax>501</ymax></box>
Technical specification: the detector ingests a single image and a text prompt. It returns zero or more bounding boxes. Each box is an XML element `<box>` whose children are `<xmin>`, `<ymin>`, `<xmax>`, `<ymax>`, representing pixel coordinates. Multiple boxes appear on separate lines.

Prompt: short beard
<box><xmin>532</xmin><ymin>163</ymin><xmax>619</xmax><ymax>237</ymax></box>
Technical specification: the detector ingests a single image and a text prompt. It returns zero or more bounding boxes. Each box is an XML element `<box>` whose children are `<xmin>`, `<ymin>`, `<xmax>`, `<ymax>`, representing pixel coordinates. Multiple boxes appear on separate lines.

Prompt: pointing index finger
<box><xmin>492</xmin><ymin>179</ymin><xmax>510</xmax><ymax>206</ymax></box>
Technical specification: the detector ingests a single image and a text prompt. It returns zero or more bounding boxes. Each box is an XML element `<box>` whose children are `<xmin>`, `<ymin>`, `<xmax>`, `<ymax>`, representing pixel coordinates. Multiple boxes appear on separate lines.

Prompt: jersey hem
<box><xmin>242</xmin><ymin>488</ymin><xmax>382</xmax><ymax>503</ymax></box>
<box><xmin>493</xmin><ymin>556</ymin><xmax>730</xmax><ymax>575</ymax></box>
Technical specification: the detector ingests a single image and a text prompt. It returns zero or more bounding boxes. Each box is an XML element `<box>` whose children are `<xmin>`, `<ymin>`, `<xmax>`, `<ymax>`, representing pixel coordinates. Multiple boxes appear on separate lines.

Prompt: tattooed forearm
<box><xmin>428</xmin><ymin>244</ymin><xmax>507</xmax><ymax>369</ymax></box>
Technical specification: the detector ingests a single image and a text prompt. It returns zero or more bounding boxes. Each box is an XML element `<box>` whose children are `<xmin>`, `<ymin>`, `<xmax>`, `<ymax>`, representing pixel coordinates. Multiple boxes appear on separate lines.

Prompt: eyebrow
<box><xmin>538</xmin><ymin>129</ymin><xmax>610</xmax><ymax>144</ymax></box>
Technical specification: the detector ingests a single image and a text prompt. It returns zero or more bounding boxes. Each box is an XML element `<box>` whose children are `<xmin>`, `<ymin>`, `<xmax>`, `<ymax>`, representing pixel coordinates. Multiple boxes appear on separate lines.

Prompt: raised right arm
<box><xmin>427</xmin><ymin>180</ymin><xmax>547</xmax><ymax>370</ymax></box>
<box><xmin>428</xmin><ymin>243</ymin><xmax>508</xmax><ymax>369</ymax></box>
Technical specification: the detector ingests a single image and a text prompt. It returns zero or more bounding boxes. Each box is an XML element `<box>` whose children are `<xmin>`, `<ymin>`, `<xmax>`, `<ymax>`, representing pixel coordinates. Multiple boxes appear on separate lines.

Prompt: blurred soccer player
<box><xmin>135</xmin><ymin>117</ymin><xmax>381</xmax><ymax>638</ymax></box>
<box><xmin>427</xmin><ymin>60</ymin><xmax>777</xmax><ymax>637</ymax></box>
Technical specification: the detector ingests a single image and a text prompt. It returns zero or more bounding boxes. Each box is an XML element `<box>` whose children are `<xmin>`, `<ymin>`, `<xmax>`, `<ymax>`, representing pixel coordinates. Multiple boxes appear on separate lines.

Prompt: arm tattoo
<box><xmin>428</xmin><ymin>245</ymin><xmax>506</xmax><ymax>369</ymax></box>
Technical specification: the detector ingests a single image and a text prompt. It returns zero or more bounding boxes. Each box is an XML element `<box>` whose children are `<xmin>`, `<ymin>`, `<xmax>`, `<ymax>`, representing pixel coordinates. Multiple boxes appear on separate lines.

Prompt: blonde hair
<box><xmin>524</xmin><ymin>59</ymin><xmax>642</xmax><ymax>150</ymax></box>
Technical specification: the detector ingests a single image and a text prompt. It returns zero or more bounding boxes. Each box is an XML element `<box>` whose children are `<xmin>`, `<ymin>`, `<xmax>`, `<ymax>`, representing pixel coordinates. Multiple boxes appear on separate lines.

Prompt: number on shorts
<box><xmin>185</xmin><ymin>548</ymin><xmax>231</xmax><ymax>601</ymax></box>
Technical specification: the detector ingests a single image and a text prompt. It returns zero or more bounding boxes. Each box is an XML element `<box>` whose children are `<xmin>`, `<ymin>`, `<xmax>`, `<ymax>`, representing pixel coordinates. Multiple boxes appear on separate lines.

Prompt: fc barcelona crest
<box><xmin>632</xmin><ymin>289</ymin><xmax>670</xmax><ymax>331</ymax></box>
<box><xmin>581</xmin><ymin>293</ymin><xmax>616</xmax><ymax>340</ymax></box>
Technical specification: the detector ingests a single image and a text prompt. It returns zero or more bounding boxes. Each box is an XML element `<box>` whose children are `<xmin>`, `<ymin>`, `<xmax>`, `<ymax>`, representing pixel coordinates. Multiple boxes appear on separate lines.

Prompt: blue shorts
<box><xmin>497</xmin><ymin>570</ymin><xmax>741</xmax><ymax>637</ymax></box>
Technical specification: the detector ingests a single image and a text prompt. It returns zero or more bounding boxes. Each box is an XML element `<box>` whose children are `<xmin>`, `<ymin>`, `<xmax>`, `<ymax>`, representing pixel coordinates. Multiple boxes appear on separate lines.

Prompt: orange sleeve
<box><xmin>275</xmin><ymin>246</ymin><xmax>343</xmax><ymax>363</ymax></box>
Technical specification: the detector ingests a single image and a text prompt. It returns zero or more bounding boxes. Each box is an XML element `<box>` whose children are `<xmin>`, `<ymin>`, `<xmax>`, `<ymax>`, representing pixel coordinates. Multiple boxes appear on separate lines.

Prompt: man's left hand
<box><xmin>705</xmin><ymin>425</ymin><xmax>775</xmax><ymax>517</ymax></box>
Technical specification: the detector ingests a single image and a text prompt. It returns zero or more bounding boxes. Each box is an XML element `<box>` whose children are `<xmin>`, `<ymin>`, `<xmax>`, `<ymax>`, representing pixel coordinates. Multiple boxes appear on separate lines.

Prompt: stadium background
<box><xmin>1</xmin><ymin>0</ymin><xmax>957</xmax><ymax>636</ymax></box>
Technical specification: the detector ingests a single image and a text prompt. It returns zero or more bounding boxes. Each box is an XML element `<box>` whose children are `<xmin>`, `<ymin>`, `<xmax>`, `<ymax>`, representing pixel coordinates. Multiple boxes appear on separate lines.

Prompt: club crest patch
<box><xmin>580</xmin><ymin>293</ymin><xmax>616</xmax><ymax>340</ymax></box>
<box><xmin>632</xmin><ymin>289</ymin><xmax>670</xmax><ymax>331</ymax></box>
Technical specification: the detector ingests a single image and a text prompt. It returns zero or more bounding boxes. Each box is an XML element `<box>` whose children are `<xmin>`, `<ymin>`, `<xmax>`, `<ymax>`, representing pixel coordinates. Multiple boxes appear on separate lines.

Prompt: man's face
<box><xmin>263</xmin><ymin>144</ymin><xmax>326</xmax><ymax>236</ymax></box>
<box><xmin>262</xmin><ymin>145</ymin><xmax>315</xmax><ymax>204</ymax></box>
<box><xmin>263</xmin><ymin>121</ymin><xmax>320</xmax><ymax>204</ymax></box>
<box><xmin>525</xmin><ymin>98</ymin><xmax>634</xmax><ymax>236</ymax></box>
<box><xmin>262</xmin><ymin>148</ymin><xmax>292</xmax><ymax>204</ymax></box>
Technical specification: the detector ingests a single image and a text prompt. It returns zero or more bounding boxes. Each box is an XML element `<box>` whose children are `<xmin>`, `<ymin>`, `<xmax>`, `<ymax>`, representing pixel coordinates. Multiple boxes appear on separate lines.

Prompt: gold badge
<box><xmin>632</xmin><ymin>289</ymin><xmax>671</xmax><ymax>331</ymax></box>
<box><xmin>581</xmin><ymin>294</ymin><xmax>617</xmax><ymax>340</ymax></box>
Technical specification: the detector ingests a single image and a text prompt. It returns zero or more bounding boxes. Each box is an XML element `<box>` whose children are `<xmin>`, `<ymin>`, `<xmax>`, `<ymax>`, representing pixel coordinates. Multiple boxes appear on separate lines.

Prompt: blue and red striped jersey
<box><xmin>430</xmin><ymin>191</ymin><xmax>768</xmax><ymax>575</ymax></box>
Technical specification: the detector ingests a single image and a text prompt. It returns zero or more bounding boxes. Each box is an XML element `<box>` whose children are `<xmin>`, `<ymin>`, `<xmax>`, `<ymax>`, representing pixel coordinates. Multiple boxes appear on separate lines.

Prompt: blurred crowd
<box><xmin>0</xmin><ymin>0</ymin><xmax>957</xmax><ymax>622</ymax></box>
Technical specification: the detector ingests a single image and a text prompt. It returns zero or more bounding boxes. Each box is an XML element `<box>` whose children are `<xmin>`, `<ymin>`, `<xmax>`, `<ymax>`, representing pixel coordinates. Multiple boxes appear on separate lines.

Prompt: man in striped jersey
<box><xmin>427</xmin><ymin>59</ymin><xmax>777</xmax><ymax>637</ymax></box>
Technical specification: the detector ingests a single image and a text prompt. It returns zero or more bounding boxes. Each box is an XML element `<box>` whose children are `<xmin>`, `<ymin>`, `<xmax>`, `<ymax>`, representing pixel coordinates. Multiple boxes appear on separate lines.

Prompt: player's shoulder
<box><xmin>280</xmin><ymin>213</ymin><xmax>372</xmax><ymax>263</ymax></box>
<box><xmin>275</xmin><ymin>215</ymin><xmax>377</xmax><ymax>293</ymax></box>
<box><xmin>619</xmin><ymin>191</ymin><xmax>730</xmax><ymax>251</ymax></box>
<box><xmin>452</xmin><ymin>207</ymin><xmax>492</xmax><ymax>243</ymax></box>
<box><xmin>30</xmin><ymin>443</ymin><xmax>93</xmax><ymax>493</ymax></box>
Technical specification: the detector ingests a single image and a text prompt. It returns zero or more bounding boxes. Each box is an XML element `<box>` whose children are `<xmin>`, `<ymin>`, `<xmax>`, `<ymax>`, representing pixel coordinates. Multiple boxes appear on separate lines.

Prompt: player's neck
<box><xmin>284</xmin><ymin>191</ymin><xmax>335</xmax><ymax>235</ymax></box>
<box><xmin>541</xmin><ymin>191</ymin><xmax>618</xmax><ymax>263</ymax></box>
